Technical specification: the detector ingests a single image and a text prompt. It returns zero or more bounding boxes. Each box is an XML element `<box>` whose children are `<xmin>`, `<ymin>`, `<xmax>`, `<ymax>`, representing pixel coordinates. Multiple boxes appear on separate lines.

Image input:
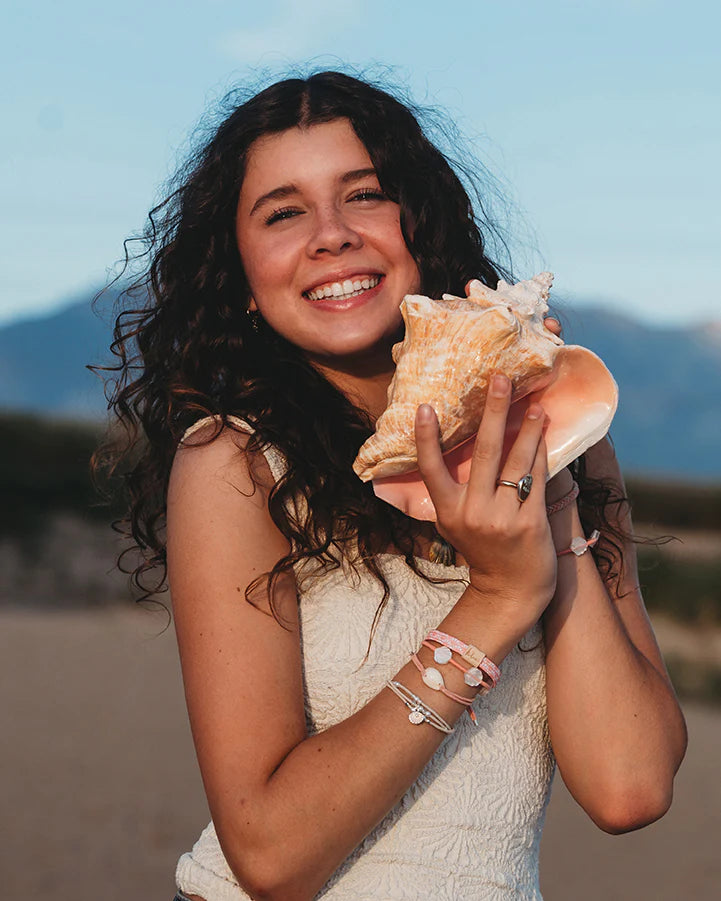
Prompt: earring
<box><xmin>246</xmin><ymin>308</ymin><xmax>261</xmax><ymax>333</ymax></box>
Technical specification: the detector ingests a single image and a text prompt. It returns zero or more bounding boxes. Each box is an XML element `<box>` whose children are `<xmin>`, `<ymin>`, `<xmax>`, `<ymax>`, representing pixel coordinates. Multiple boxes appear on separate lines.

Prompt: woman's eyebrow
<box><xmin>340</xmin><ymin>167</ymin><xmax>377</xmax><ymax>183</ymax></box>
<box><xmin>250</xmin><ymin>184</ymin><xmax>298</xmax><ymax>216</ymax></box>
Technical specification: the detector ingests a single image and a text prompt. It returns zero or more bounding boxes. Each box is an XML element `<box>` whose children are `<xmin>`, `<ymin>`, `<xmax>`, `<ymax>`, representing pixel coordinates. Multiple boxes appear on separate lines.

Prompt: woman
<box><xmin>101</xmin><ymin>72</ymin><xmax>686</xmax><ymax>900</ymax></box>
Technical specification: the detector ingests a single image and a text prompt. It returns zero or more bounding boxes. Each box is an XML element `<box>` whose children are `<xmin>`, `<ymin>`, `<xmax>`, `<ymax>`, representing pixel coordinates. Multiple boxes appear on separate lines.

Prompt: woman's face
<box><xmin>235</xmin><ymin>118</ymin><xmax>421</xmax><ymax>367</ymax></box>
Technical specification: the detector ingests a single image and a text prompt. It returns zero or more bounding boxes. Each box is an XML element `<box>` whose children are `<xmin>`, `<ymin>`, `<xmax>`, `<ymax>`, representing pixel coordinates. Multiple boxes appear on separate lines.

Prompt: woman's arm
<box><xmin>168</xmin><ymin>382</ymin><xmax>555</xmax><ymax>901</ymax></box>
<box><xmin>542</xmin><ymin>438</ymin><xmax>687</xmax><ymax>833</ymax></box>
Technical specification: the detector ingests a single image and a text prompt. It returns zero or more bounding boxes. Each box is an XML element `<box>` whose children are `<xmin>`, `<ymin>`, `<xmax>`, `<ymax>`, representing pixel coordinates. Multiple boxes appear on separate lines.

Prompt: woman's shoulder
<box><xmin>177</xmin><ymin>414</ymin><xmax>287</xmax><ymax>489</ymax></box>
<box><xmin>170</xmin><ymin>414</ymin><xmax>275</xmax><ymax>509</ymax></box>
<box><xmin>167</xmin><ymin>416</ymin><xmax>292</xmax><ymax>599</ymax></box>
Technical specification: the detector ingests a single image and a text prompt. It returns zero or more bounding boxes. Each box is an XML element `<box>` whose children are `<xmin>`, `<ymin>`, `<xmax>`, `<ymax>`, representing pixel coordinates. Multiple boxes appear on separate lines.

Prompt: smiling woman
<box><xmin>236</xmin><ymin>120</ymin><xmax>420</xmax><ymax>387</ymax></box>
<box><xmin>95</xmin><ymin>71</ymin><xmax>686</xmax><ymax>901</ymax></box>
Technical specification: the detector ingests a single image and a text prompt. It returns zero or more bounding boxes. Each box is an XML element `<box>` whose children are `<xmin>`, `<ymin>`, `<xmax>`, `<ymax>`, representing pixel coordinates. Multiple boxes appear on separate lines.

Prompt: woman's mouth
<box><xmin>304</xmin><ymin>275</ymin><xmax>382</xmax><ymax>302</ymax></box>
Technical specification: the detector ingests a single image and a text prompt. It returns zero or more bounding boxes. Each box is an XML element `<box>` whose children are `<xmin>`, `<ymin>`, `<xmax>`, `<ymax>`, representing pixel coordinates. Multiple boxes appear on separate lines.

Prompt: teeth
<box><xmin>306</xmin><ymin>275</ymin><xmax>381</xmax><ymax>302</ymax></box>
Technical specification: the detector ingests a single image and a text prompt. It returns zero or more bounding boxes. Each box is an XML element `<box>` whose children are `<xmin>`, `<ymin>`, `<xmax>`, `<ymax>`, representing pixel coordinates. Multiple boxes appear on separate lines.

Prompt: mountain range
<box><xmin>1</xmin><ymin>288</ymin><xmax>719</xmax><ymax>478</ymax></box>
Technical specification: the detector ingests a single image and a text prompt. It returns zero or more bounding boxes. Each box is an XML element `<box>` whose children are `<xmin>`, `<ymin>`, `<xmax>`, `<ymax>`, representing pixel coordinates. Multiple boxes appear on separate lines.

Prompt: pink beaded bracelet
<box><xmin>410</xmin><ymin>654</ymin><xmax>474</xmax><ymax>705</ymax></box>
<box><xmin>426</xmin><ymin>630</ymin><xmax>501</xmax><ymax>687</ymax></box>
<box><xmin>546</xmin><ymin>481</ymin><xmax>579</xmax><ymax>516</ymax></box>
<box><xmin>422</xmin><ymin>640</ymin><xmax>491</xmax><ymax>693</ymax></box>
<box><xmin>410</xmin><ymin>653</ymin><xmax>478</xmax><ymax>724</ymax></box>
<box><xmin>557</xmin><ymin>529</ymin><xmax>600</xmax><ymax>558</ymax></box>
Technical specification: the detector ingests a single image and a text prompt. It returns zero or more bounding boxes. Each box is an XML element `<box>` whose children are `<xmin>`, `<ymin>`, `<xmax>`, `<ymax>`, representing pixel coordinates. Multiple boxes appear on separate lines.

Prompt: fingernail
<box><xmin>490</xmin><ymin>374</ymin><xmax>510</xmax><ymax>396</ymax></box>
<box><xmin>526</xmin><ymin>403</ymin><xmax>543</xmax><ymax>420</ymax></box>
<box><xmin>417</xmin><ymin>403</ymin><xmax>433</xmax><ymax>423</ymax></box>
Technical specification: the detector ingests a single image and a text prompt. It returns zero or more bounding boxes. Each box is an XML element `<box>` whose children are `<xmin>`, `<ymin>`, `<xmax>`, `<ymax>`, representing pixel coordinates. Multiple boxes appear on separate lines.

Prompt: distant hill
<box><xmin>554</xmin><ymin>304</ymin><xmax>721</xmax><ymax>478</ymax></box>
<box><xmin>1</xmin><ymin>288</ymin><xmax>719</xmax><ymax>478</ymax></box>
<box><xmin>0</xmin><ymin>287</ymin><xmax>123</xmax><ymax>420</ymax></box>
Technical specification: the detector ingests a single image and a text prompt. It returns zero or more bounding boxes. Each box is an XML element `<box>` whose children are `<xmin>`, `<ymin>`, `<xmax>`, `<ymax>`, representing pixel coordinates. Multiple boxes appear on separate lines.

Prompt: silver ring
<box><xmin>497</xmin><ymin>473</ymin><xmax>533</xmax><ymax>502</ymax></box>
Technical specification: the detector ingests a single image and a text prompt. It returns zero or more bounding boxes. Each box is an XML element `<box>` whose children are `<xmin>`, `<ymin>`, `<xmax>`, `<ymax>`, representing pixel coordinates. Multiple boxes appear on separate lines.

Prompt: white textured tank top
<box><xmin>175</xmin><ymin>416</ymin><xmax>555</xmax><ymax>900</ymax></box>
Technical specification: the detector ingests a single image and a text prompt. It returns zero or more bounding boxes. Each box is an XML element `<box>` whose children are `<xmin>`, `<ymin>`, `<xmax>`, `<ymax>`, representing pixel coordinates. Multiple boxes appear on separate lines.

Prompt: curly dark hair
<box><xmin>93</xmin><ymin>70</ymin><xmax>631</xmax><ymax>633</ymax></box>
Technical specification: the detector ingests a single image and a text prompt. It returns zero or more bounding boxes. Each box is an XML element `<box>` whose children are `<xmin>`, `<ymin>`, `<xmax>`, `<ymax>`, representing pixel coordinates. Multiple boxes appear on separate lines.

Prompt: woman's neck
<box><xmin>309</xmin><ymin>349</ymin><xmax>395</xmax><ymax>422</ymax></box>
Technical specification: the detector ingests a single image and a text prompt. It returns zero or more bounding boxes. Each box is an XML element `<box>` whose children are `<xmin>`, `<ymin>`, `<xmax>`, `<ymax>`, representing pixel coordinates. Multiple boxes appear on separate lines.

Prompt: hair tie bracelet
<box><xmin>385</xmin><ymin>680</ymin><xmax>453</xmax><ymax>734</ymax></box>
<box><xmin>426</xmin><ymin>630</ymin><xmax>501</xmax><ymax>687</ymax></box>
<box><xmin>546</xmin><ymin>481</ymin><xmax>579</xmax><ymax>516</ymax></box>
<box><xmin>557</xmin><ymin>529</ymin><xmax>600</xmax><ymax>558</ymax></box>
<box><xmin>422</xmin><ymin>640</ymin><xmax>491</xmax><ymax>693</ymax></box>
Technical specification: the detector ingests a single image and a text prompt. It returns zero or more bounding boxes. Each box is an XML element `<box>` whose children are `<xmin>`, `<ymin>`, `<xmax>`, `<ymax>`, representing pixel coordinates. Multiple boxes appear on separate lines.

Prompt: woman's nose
<box><xmin>306</xmin><ymin>206</ymin><xmax>363</xmax><ymax>256</ymax></box>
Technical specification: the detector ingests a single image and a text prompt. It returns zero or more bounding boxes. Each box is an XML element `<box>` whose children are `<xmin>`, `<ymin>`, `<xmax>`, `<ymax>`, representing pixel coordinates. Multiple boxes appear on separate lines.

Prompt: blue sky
<box><xmin>2</xmin><ymin>0</ymin><xmax>719</xmax><ymax>326</ymax></box>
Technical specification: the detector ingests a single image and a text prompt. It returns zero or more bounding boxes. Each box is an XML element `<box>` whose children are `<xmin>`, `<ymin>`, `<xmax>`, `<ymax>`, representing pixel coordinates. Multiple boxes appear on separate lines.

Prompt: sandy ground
<box><xmin>1</xmin><ymin>606</ymin><xmax>718</xmax><ymax>901</ymax></box>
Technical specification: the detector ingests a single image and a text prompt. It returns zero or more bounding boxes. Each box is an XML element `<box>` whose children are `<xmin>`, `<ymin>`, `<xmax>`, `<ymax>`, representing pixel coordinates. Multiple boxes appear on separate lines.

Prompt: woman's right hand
<box><xmin>415</xmin><ymin>372</ymin><xmax>557</xmax><ymax>641</ymax></box>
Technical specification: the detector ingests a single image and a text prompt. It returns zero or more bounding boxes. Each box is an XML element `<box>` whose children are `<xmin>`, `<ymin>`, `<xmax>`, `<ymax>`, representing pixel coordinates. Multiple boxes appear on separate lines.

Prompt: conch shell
<box><xmin>353</xmin><ymin>272</ymin><xmax>618</xmax><ymax>521</ymax></box>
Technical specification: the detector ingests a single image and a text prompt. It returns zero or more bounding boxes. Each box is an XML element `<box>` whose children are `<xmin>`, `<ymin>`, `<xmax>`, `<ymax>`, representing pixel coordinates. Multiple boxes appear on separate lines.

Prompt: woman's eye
<box><xmin>349</xmin><ymin>188</ymin><xmax>387</xmax><ymax>203</ymax></box>
<box><xmin>264</xmin><ymin>207</ymin><xmax>302</xmax><ymax>225</ymax></box>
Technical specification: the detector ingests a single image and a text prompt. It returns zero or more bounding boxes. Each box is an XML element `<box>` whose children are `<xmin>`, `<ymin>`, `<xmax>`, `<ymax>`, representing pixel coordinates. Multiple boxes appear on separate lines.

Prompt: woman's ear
<box><xmin>248</xmin><ymin>297</ymin><xmax>258</xmax><ymax>312</ymax></box>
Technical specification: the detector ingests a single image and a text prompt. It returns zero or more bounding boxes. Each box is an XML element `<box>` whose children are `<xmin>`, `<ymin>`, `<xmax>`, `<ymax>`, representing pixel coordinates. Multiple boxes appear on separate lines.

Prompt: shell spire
<box><xmin>464</xmin><ymin>271</ymin><xmax>555</xmax><ymax>320</ymax></box>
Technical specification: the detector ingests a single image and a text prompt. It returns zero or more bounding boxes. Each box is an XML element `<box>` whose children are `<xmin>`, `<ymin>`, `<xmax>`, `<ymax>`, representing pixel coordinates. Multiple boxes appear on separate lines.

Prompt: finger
<box><xmin>498</xmin><ymin>402</ymin><xmax>546</xmax><ymax>482</ymax></box>
<box><xmin>497</xmin><ymin>428</ymin><xmax>549</xmax><ymax>512</ymax></box>
<box><xmin>544</xmin><ymin>317</ymin><xmax>562</xmax><ymax>337</ymax></box>
<box><xmin>467</xmin><ymin>373</ymin><xmax>513</xmax><ymax>496</ymax></box>
<box><xmin>494</xmin><ymin>403</ymin><xmax>546</xmax><ymax>505</ymax></box>
<box><xmin>414</xmin><ymin>404</ymin><xmax>458</xmax><ymax>506</ymax></box>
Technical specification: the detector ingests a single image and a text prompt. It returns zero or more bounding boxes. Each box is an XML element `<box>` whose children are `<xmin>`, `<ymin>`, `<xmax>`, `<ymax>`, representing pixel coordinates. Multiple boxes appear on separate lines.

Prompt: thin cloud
<box><xmin>218</xmin><ymin>0</ymin><xmax>360</xmax><ymax>61</ymax></box>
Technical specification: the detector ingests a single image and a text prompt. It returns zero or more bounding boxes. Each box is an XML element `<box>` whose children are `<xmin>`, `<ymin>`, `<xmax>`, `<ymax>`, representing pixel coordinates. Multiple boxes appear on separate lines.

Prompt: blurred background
<box><xmin>2</xmin><ymin>1</ymin><xmax>719</xmax><ymax>898</ymax></box>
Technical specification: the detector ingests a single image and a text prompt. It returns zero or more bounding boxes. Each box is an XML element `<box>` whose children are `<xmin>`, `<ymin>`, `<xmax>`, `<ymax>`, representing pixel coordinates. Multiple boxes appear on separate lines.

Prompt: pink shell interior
<box><xmin>372</xmin><ymin>345</ymin><xmax>618</xmax><ymax>521</ymax></box>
